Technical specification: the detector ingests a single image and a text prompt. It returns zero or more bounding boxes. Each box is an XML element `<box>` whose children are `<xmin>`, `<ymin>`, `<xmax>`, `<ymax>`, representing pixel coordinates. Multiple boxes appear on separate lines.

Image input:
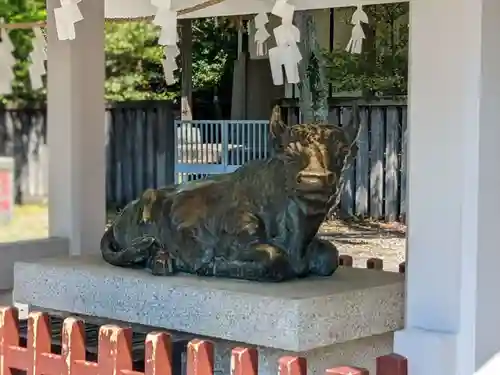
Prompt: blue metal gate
<box><xmin>174</xmin><ymin>120</ymin><xmax>270</xmax><ymax>183</ymax></box>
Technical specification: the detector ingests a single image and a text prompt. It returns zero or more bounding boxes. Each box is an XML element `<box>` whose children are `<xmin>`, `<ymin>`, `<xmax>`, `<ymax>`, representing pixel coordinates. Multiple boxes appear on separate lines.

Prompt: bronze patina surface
<box><xmin>101</xmin><ymin>106</ymin><xmax>359</xmax><ymax>282</ymax></box>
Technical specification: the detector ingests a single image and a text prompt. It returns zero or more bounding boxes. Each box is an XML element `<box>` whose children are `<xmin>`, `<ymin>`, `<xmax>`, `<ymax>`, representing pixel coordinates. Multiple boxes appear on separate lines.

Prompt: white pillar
<box><xmin>46</xmin><ymin>0</ymin><xmax>106</xmax><ymax>256</ymax></box>
<box><xmin>394</xmin><ymin>0</ymin><xmax>500</xmax><ymax>374</ymax></box>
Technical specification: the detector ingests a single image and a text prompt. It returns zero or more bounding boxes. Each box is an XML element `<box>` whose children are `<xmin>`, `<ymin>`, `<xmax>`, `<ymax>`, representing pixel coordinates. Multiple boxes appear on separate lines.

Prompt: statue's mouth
<box><xmin>296</xmin><ymin>171</ymin><xmax>335</xmax><ymax>191</ymax></box>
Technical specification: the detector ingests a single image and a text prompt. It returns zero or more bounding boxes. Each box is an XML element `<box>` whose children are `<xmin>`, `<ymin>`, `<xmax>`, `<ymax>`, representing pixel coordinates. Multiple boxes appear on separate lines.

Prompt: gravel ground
<box><xmin>319</xmin><ymin>219</ymin><xmax>407</xmax><ymax>272</ymax></box>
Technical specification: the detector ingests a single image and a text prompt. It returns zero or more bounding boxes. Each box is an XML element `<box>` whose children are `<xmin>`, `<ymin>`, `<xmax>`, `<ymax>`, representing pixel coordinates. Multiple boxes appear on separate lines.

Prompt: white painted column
<box><xmin>394</xmin><ymin>0</ymin><xmax>500</xmax><ymax>374</ymax></box>
<box><xmin>46</xmin><ymin>0</ymin><xmax>106</xmax><ymax>256</ymax></box>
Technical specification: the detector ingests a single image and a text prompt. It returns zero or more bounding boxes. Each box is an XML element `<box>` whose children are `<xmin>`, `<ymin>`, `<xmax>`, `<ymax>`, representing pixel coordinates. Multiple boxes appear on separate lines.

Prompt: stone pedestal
<box><xmin>13</xmin><ymin>255</ymin><xmax>404</xmax><ymax>374</ymax></box>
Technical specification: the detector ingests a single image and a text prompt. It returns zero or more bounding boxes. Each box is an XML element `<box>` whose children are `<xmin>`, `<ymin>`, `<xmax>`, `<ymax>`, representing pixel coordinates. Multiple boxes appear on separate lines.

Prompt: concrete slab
<box><xmin>13</xmin><ymin>255</ymin><xmax>404</xmax><ymax>352</ymax></box>
<box><xmin>0</xmin><ymin>237</ymin><xmax>68</xmax><ymax>289</ymax></box>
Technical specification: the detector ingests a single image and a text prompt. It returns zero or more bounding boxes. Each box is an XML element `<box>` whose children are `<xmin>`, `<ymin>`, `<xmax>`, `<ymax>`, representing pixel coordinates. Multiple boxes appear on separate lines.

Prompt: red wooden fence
<box><xmin>0</xmin><ymin>306</ymin><xmax>407</xmax><ymax>375</ymax></box>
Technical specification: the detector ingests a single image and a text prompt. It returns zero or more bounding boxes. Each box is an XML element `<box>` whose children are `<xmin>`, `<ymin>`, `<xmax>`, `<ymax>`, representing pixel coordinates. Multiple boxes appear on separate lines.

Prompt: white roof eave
<box><xmin>104</xmin><ymin>0</ymin><xmax>406</xmax><ymax>20</ymax></box>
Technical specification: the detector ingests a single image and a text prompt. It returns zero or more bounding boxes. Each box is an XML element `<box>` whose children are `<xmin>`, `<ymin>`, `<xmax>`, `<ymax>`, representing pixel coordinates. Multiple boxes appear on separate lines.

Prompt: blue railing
<box><xmin>175</xmin><ymin>120</ymin><xmax>270</xmax><ymax>183</ymax></box>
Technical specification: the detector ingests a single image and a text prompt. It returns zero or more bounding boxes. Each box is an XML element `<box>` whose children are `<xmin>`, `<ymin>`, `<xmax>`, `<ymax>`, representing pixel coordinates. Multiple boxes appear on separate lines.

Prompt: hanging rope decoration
<box><xmin>345</xmin><ymin>5</ymin><xmax>368</xmax><ymax>54</ymax></box>
<box><xmin>0</xmin><ymin>24</ymin><xmax>15</xmax><ymax>94</ymax></box>
<box><xmin>268</xmin><ymin>0</ymin><xmax>302</xmax><ymax>85</ymax></box>
<box><xmin>29</xmin><ymin>27</ymin><xmax>47</xmax><ymax>90</ymax></box>
<box><xmin>253</xmin><ymin>12</ymin><xmax>270</xmax><ymax>57</ymax></box>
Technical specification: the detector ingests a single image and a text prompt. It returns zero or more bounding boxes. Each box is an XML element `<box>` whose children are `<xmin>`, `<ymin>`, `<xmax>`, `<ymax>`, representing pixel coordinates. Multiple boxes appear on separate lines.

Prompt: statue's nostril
<box><xmin>329</xmin><ymin>172</ymin><xmax>336</xmax><ymax>183</ymax></box>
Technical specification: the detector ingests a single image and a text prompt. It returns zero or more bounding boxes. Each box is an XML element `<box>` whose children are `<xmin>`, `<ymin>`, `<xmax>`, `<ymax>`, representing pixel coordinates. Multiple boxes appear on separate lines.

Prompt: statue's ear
<box><xmin>269</xmin><ymin>105</ymin><xmax>287</xmax><ymax>140</ymax></box>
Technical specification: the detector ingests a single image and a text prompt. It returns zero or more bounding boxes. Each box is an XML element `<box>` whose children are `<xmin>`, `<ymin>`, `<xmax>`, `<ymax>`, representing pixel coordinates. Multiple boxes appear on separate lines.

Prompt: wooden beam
<box><xmin>180</xmin><ymin>19</ymin><xmax>193</xmax><ymax>121</ymax></box>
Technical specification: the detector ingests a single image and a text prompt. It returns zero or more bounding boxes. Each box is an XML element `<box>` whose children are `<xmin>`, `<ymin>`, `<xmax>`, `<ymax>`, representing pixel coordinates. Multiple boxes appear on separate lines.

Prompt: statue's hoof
<box><xmin>267</xmin><ymin>256</ymin><xmax>293</xmax><ymax>282</ymax></box>
<box><xmin>308</xmin><ymin>238</ymin><xmax>339</xmax><ymax>276</ymax></box>
<box><xmin>151</xmin><ymin>250</ymin><xmax>175</xmax><ymax>276</ymax></box>
<box><xmin>257</xmin><ymin>244</ymin><xmax>293</xmax><ymax>282</ymax></box>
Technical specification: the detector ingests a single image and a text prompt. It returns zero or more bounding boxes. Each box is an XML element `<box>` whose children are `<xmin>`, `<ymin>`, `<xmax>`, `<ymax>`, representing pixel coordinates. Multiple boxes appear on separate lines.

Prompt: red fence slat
<box><xmin>62</xmin><ymin>317</ymin><xmax>91</xmax><ymax>375</ymax></box>
<box><xmin>279</xmin><ymin>356</ymin><xmax>307</xmax><ymax>375</ymax></box>
<box><xmin>326</xmin><ymin>366</ymin><xmax>368</xmax><ymax>375</ymax></box>
<box><xmin>377</xmin><ymin>354</ymin><xmax>408</xmax><ymax>375</ymax></box>
<box><xmin>0</xmin><ymin>307</ymin><xmax>25</xmax><ymax>375</ymax></box>
<box><xmin>232</xmin><ymin>347</ymin><xmax>258</xmax><ymax>375</ymax></box>
<box><xmin>29</xmin><ymin>312</ymin><xmax>65</xmax><ymax>375</ymax></box>
<box><xmin>187</xmin><ymin>340</ymin><xmax>214</xmax><ymax>375</ymax></box>
<box><xmin>98</xmin><ymin>326</ymin><xmax>136</xmax><ymax>375</ymax></box>
<box><xmin>145</xmin><ymin>332</ymin><xmax>172</xmax><ymax>375</ymax></box>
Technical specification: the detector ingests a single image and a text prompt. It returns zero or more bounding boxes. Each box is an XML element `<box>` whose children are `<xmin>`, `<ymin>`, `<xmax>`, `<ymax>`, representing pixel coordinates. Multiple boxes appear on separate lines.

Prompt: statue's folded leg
<box><xmin>307</xmin><ymin>237</ymin><xmax>339</xmax><ymax>276</ymax></box>
<box><xmin>149</xmin><ymin>249</ymin><xmax>176</xmax><ymax>276</ymax></box>
<box><xmin>146</xmin><ymin>245</ymin><xmax>177</xmax><ymax>276</ymax></box>
<box><xmin>210</xmin><ymin>243</ymin><xmax>294</xmax><ymax>282</ymax></box>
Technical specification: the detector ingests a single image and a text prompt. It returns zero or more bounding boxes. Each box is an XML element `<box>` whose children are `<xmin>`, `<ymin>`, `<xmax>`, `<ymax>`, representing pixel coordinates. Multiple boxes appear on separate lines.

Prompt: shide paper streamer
<box><xmin>29</xmin><ymin>27</ymin><xmax>47</xmax><ymax>90</ymax></box>
<box><xmin>152</xmin><ymin>0</ymin><xmax>180</xmax><ymax>85</ymax></box>
<box><xmin>268</xmin><ymin>0</ymin><xmax>302</xmax><ymax>85</ymax></box>
<box><xmin>345</xmin><ymin>5</ymin><xmax>368</xmax><ymax>54</ymax></box>
<box><xmin>253</xmin><ymin>12</ymin><xmax>270</xmax><ymax>57</ymax></box>
<box><xmin>0</xmin><ymin>25</ymin><xmax>15</xmax><ymax>94</ymax></box>
<box><xmin>54</xmin><ymin>0</ymin><xmax>83</xmax><ymax>41</ymax></box>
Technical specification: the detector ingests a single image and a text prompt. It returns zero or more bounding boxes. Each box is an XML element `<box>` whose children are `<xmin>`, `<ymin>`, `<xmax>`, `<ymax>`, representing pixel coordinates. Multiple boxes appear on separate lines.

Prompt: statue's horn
<box><xmin>344</xmin><ymin>102</ymin><xmax>362</xmax><ymax>147</ymax></box>
<box><xmin>269</xmin><ymin>104</ymin><xmax>286</xmax><ymax>138</ymax></box>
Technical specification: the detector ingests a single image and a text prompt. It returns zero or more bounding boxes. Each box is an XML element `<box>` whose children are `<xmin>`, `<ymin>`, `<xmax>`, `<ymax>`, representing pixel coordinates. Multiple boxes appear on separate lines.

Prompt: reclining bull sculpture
<box><xmin>101</xmin><ymin>106</ymin><xmax>359</xmax><ymax>282</ymax></box>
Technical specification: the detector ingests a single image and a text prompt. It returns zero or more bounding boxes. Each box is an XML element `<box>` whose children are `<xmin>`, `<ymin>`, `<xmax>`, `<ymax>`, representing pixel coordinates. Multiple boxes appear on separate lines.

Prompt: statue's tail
<box><xmin>100</xmin><ymin>226</ymin><xmax>149</xmax><ymax>267</ymax></box>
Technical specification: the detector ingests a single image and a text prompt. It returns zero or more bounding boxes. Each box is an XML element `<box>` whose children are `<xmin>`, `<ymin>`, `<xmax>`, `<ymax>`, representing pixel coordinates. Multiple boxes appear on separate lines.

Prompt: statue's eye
<box><xmin>342</xmin><ymin>145</ymin><xmax>350</xmax><ymax>153</ymax></box>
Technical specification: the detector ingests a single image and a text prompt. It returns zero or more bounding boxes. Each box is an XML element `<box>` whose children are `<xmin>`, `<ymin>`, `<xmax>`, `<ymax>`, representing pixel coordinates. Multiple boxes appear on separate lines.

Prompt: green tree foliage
<box><xmin>104</xmin><ymin>17</ymin><xmax>237</xmax><ymax>101</ymax></box>
<box><xmin>323</xmin><ymin>3</ymin><xmax>409</xmax><ymax>98</ymax></box>
<box><xmin>104</xmin><ymin>21</ymin><xmax>168</xmax><ymax>101</ymax></box>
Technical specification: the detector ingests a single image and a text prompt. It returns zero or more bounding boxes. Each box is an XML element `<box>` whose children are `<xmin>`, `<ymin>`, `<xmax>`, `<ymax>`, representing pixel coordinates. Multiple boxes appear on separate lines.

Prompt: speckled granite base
<box><xmin>13</xmin><ymin>255</ymin><xmax>404</xmax><ymax>352</ymax></box>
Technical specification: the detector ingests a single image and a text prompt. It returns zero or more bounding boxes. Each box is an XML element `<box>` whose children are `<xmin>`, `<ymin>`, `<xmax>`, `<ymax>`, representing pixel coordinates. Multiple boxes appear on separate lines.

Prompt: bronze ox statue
<box><xmin>101</xmin><ymin>106</ymin><xmax>360</xmax><ymax>282</ymax></box>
